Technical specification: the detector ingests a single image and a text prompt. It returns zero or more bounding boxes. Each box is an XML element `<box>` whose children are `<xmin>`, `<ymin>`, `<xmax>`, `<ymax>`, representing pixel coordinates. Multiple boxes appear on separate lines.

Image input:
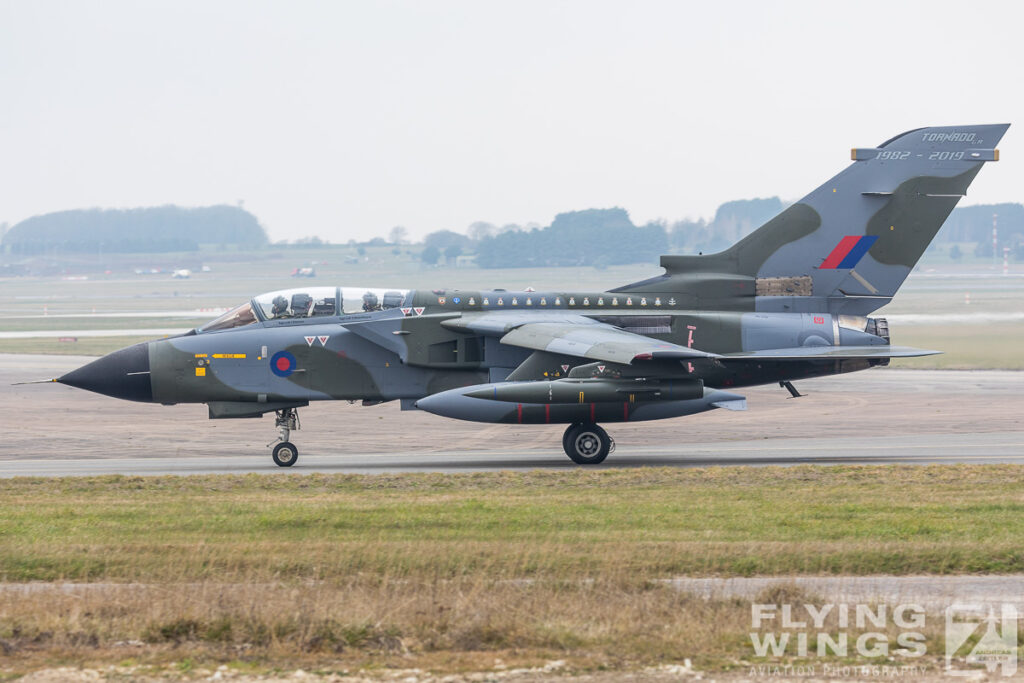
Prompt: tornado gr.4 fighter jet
<box><xmin>54</xmin><ymin>124</ymin><xmax>1008</xmax><ymax>466</ymax></box>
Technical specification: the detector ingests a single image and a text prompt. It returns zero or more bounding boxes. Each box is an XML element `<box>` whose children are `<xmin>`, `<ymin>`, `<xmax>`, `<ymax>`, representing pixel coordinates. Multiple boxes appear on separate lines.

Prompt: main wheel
<box><xmin>563</xmin><ymin>423</ymin><xmax>610</xmax><ymax>465</ymax></box>
<box><xmin>562</xmin><ymin>422</ymin><xmax>581</xmax><ymax>455</ymax></box>
<box><xmin>272</xmin><ymin>442</ymin><xmax>299</xmax><ymax>467</ymax></box>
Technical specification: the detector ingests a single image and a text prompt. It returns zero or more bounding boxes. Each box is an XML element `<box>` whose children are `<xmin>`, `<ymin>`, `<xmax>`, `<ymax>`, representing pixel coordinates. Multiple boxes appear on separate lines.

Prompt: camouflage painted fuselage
<box><xmin>58</xmin><ymin>124</ymin><xmax>1008</xmax><ymax>430</ymax></box>
<box><xmin>144</xmin><ymin>287</ymin><xmax>888</xmax><ymax>423</ymax></box>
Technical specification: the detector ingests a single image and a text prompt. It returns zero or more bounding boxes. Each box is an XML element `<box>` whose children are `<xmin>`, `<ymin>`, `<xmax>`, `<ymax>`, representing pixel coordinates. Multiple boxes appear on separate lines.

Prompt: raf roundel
<box><xmin>270</xmin><ymin>350</ymin><xmax>297</xmax><ymax>378</ymax></box>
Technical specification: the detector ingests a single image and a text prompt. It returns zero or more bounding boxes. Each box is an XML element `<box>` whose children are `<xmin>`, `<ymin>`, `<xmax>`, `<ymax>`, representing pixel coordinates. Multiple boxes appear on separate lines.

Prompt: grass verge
<box><xmin>1</xmin><ymin>466</ymin><xmax>1023</xmax><ymax>675</ymax></box>
<box><xmin>4</xmin><ymin>466</ymin><xmax>1024</xmax><ymax>581</ymax></box>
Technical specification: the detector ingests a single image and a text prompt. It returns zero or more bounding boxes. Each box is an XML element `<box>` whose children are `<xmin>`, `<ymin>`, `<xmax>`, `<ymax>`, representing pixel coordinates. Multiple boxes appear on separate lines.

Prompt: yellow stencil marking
<box><xmin>212</xmin><ymin>353</ymin><xmax>246</xmax><ymax>359</ymax></box>
<box><xmin>194</xmin><ymin>353</ymin><xmax>208</xmax><ymax>358</ymax></box>
<box><xmin>195</xmin><ymin>367</ymin><xmax>206</xmax><ymax>377</ymax></box>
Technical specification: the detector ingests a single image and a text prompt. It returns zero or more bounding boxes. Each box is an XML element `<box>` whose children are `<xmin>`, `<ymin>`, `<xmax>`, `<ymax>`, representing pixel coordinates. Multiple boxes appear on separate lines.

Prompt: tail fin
<box><xmin>623</xmin><ymin>124</ymin><xmax>1008</xmax><ymax>314</ymax></box>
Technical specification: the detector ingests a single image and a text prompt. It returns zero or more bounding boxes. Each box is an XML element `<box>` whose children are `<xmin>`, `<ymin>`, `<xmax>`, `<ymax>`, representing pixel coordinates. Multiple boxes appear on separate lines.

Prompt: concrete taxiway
<box><xmin>3</xmin><ymin>354</ymin><xmax>1022</xmax><ymax>477</ymax></box>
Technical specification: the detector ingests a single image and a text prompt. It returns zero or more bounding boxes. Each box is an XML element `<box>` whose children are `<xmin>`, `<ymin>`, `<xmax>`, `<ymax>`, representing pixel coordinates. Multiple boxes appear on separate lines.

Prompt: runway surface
<box><xmin>3</xmin><ymin>354</ymin><xmax>1023</xmax><ymax>477</ymax></box>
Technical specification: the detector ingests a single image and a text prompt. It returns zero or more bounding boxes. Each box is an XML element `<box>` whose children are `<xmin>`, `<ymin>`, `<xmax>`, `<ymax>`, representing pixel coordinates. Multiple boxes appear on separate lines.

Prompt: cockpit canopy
<box><xmin>198</xmin><ymin>286</ymin><xmax>411</xmax><ymax>333</ymax></box>
<box><xmin>254</xmin><ymin>287</ymin><xmax>340</xmax><ymax>320</ymax></box>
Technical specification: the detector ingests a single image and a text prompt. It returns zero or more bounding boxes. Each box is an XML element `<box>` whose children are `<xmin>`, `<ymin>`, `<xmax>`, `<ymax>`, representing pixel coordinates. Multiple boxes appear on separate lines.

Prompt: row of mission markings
<box><xmin>433</xmin><ymin>294</ymin><xmax>680</xmax><ymax>308</ymax></box>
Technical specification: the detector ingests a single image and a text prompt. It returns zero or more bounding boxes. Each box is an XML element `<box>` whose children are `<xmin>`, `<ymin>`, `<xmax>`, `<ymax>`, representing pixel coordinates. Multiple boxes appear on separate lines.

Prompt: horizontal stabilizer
<box><xmin>719</xmin><ymin>345</ymin><xmax>940</xmax><ymax>361</ymax></box>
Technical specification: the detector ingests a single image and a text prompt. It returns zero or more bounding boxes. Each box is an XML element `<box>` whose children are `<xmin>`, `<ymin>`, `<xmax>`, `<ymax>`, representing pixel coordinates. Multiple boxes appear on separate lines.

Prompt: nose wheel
<box><xmin>268</xmin><ymin>408</ymin><xmax>300</xmax><ymax>467</ymax></box>
<box><xmin>562</xmin><ymin>422</ymin><xmax>613</xmax><ymax>465</ymax></box>
<box><xmin>272</xmin><ymin>441</ymin><xmax>298</xmax><ymax>467</ymax></box>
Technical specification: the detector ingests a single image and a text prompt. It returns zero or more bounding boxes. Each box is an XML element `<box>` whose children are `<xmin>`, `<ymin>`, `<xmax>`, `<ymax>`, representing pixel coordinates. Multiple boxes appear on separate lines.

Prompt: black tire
<box><xmin>563</xmin><ymin>423</ymin><xmax>610</xmax><ymax>465</ymax></box>
<box><xmin>272</xmin><ymin>442</ymin><xmax>299</xmax><ymax>467</ymax></box>
<box><xmin>562</xmin><ymin>423</ymin><xmax>581</xmax><ymax>455</ymax></box>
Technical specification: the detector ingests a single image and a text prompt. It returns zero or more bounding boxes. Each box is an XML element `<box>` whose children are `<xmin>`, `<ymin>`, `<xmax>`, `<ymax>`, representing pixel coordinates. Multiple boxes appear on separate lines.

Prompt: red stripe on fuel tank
<box><xmin>590</xmin><ymin>403</ymin><xmax>595</xmax><ymax>421</ymax></box>
<box><xmin>544</xmin><ymin>404</ymin><xmax>550</xmax><ymax>423</ymax></box>
<box><xmin>623</xmin><ymin>402</ymin><xmax>629</xmax><ymax>421</ymax></box>
<box><xmin>517</xmin><ymin>403</ymin><xmax>523</xmax><ymax>424</ymax></box>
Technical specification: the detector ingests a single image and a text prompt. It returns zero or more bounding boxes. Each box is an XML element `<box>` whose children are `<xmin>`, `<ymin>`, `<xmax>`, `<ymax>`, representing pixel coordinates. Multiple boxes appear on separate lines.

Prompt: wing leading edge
<box><xmin>501</xmin><ymin>322</ymin><xmax>717</xmax><ymax>364</ymax></box>
<box><xmin>442</xmin><ymin>312</ymin><xmax>717</xmax><ymax>365</ymax></box>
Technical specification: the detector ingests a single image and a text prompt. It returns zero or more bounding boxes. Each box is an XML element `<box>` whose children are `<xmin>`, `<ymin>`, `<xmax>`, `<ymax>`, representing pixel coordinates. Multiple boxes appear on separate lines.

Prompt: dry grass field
<box><xmin>2</xmin><ymin>466</ymin><xmax>1023</xmax><ymax>678</ymax></box>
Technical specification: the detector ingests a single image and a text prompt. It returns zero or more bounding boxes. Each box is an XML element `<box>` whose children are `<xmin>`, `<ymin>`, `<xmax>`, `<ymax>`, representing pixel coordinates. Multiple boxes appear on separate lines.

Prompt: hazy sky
<box><xmin>2</xmin><ymin>0</ymin><xmax>1021</xmax><ymax>242</ymax></box>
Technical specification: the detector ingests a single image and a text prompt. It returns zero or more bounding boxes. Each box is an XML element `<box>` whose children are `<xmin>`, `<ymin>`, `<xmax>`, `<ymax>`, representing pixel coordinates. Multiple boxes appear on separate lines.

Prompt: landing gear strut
<box><xmin>269</xmin><ymin>408</ymin><xmax>300</xmax><ymax>467</ymax></box>
<box><xmin>562</xmin><ymin>422</ymin><xmax>614</xmax><ymax>465</ymax></box>
<box><xmin>780</xmin><ymin>380</ymin><xmax>804</xmax><ymax>398</ymax></box>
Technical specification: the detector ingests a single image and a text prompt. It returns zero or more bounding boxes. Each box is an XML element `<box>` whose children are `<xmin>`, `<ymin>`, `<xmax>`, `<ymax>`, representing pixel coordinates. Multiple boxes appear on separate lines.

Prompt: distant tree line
<box><xmin>7</xmin><ymin>197</ymin><xmax>1020</xmax><ymax>263</ymax></box>
<box><xmin>419</xmin><ymin>230</ymin><xmax>469</xmax><ymax>265</ymax></box>
<box><xmin>463</xmin><ymin>199</ymin><xmax>1023</xmax><ymax>268</ymax></box>
<box><xmin>2</xmin><ymin>205</ymin><xmax>268</xmax><ymax>255</ymax></box>
<box><xmin>472</xmin><ymin>203</ymin><xmax>783</xmax><ymax>269</ymax></box>
<box><xmin>471</xmin><ymin>208</ymin><xmax>662</xmax><ymax>268</ymax></box>
<box><xmin>937</xmin><ymin>203</ymin><xmax>1024</xmax><ymax>259</ymax></box>
<box><xmin>664</xmin><ymin>197</ymin><xmax>783</xmax><ymax>255</ymax></box>
<box><xmin>266</xmin><ymin>197</ymin><xmax>1024</xmax><ymax>266</ymax></box>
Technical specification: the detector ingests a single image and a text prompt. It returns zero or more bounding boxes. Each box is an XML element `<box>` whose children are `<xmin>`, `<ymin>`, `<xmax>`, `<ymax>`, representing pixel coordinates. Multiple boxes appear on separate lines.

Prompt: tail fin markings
<box><xmin>619</xmin><ymin>124</ymin><xmax>1009</xmax><ymax>315</ymax></box>
<box><xmin>819</xmin><ymin>235</ymin><xmax>879</xmax><ymax>270</ymax></box>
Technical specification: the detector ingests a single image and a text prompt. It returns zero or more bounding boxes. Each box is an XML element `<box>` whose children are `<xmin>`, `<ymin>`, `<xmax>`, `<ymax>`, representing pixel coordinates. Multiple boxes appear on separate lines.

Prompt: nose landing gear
<box><xmin>562</xmin><ymin>422</ymin><xmax>614</xmax><ymax>465</ymax></box>
<box><xmin>268</xmin><ymin>407</ymin><xmax>300</xmax><ymax>467</ymax></box>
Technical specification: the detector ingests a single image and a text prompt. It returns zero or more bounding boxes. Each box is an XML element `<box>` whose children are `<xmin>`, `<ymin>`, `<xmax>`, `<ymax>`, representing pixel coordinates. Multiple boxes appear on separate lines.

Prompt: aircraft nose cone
<box><xmin>58</xmin><ymin>342</ymin><xmax>153</xmax><ymax>402</ymax></box>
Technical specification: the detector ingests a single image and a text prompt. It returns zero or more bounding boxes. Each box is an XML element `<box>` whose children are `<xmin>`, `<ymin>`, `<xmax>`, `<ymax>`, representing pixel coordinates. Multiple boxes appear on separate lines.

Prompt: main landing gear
<box><xmin>779</xmin><ymin>380</ymin><xmax>804</xmax><ymax>398</ymax></box>
<box><xmin>269</xmin><ymin>407</ymin><xmax>300</xmax><ymax>467</ymax></box>
<box><xmin>562</xmin><ymin>422</ymin><xmax>614</xmax><ymax>465</ymax></box>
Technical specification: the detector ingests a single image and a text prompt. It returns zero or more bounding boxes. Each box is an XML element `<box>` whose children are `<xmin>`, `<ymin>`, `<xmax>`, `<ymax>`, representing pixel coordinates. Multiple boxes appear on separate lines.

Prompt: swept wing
<box><xmin>441</xmin><ymin>311</ymin><xmax>717</xmax><ymax>365</ymax></box>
